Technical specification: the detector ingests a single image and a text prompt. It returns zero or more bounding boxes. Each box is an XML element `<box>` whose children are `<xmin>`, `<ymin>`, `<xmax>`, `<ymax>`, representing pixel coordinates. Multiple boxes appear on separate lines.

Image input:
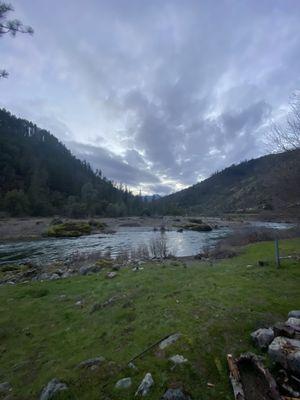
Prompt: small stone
<box><xmin>115</xmin><ymin>377</ymin><xmax>132</xmax><ymax>389</ymax></box>
<box><xmin>49</xmin><ymin>273</ymin><xmax>60</xmax><ymax>281</ymax></box>
<box><xmin>75</xmin><ymin>300</ymin><xmax>84</xmax><ymax>307</ymax></box>
<box><xmin>250</xmin><ymin>328</ymin><xmax>274</xmax><ymax>349</ymax></box>
<box><xmin>79</xmin><ymin>265</ymin><xmax>101</xmax><ymax>276</ymax></box>
<box><xmin>288</xmin><ymin>310</ymin><xmax>300</xmax><ymax>319</ymax></box>
<box><xmin>39</xmin><ymin>378</ymin><xmax>68</xmax><ymax>400</ymax></box>
<box><xmin>161</xmin><ymin>388</ymin><xmax>191</xmax><ymax>400</ymax></box>
<box><xmin>77</xmin><ymin>356</ymin><xmax>105</xmax><ymax>369</ymax></box>
<box><xmin>159</xmin><ymin>333</ymin><xmax>181</xmax><ymax>350</ymax></box>
<box><xmin>169</xmin><ymin>354</ymin><xmax>188</xmax><ymax>365</ymax></box>
<box><xmin>62</xmin><ymin>271</ymin><xmax>72</xmax><ymax>278</ymax></box>
<box><xmin>107</xmin><ymin>272</ymin><xmax>117</xmax><ymax>279</ymax></box>
<box><xmin>135</xmin><ymin>372</ymin><xmax>154</xmax><ymax>396</ymax></box>
<box><xmin>39</xmin><ymin>273</ymin><xmax>50</xmax><ymax>281</ymax></box>
<box><xmin>128</xmin><ymin>362</ymin><xmax>138</xmax><ymax>370</ymax></box>
<box><xmin>286</xmin><ymin>317</ymin><xmax>300</xmax><ymax>327</ymax></box>
<box><xmin>0</xmin><ymin>382</ymin><xmax>11</xmax><ymax>394</ymax></box>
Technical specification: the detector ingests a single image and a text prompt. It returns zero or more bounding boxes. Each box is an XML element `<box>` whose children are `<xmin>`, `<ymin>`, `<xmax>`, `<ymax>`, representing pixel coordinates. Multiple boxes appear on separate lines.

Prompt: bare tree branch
<box><xmin>267</xmin><ymin>90</ymin><xmax>300</xmax><ymax>152</ymax></box>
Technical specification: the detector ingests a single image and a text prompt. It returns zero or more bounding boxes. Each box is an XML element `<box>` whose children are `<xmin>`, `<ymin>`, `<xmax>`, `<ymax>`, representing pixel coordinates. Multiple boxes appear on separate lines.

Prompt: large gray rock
<box><xmin>0</xmin><ymin>382</ymin><xmax>11</xmax><ymax>394</ymax></box>
<box><xmin>268</xmin><ymin>336</ymin><xmax>300</xmax><ymax>376</ymax></box>
<box><xmin>288</xmin><ymin>310</ymin><xmax>300</xmax><ymax>319</ymax></box>
<box><xmin>161</xmin><ymin>388</ymin><xmax>191</xmax><ymax>400</ymax></box>
<box><xmin>39</xmin><ymin>378</ymin><xmax>68</xmax><ymax>400</ymax></box>
<box><xmin>77</xmin><ymin>356</ymin><xmax>105</xmax><ymax>369</ymax></box>
<box><xmin>115</xmin><ymin>377</ymin><xmax>132</xmax><ymax>389</ymax></box>
<box><xmin>135</xmin><ymin>373</ymin><xmax>154</xmax><ymax>396</ymax></box>
<box><xmin>159</xmin><ymin>333</ymin><xmax>181</xmax><ymax>350</ymax></box>
<box><xmin>286</xmin><ymin>317</ymin><xmax>300</xmax><ymax>327</ymax></box>
<box><xmin>251</xmin><ymin>328</ymin><xmax>274</xmax><ymax>349</ymax></box>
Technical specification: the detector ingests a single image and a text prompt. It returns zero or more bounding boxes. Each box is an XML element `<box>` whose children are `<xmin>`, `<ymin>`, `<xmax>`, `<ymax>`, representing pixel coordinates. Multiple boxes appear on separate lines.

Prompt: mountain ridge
<box><xmin>155</xmin><ymin>149</ymin><xmax>300</xmax><ymax>216</ymax></box>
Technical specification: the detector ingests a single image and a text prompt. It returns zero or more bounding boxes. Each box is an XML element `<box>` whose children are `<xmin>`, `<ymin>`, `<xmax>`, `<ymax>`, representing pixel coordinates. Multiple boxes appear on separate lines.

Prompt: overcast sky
<box><xmin>1</xmin><ymin>0</ymin><xmax>300</xmax><ymax>194</ymax></box>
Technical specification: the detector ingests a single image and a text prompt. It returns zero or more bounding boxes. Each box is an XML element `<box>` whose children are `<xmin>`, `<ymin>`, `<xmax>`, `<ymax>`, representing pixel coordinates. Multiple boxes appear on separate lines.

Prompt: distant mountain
<box><xmin>0</xmin><ymin>109</ymin><xmax>144</xmax><ymax>217</ymax></box>
<box><xmin>155</xmin><ymin>149</ymin><xmax>300</xmax><ymax>216</ymax></box>
<box><xmin>142</xmin><ymin>194</ymin><xmax>161</xmax><ymax>202</ymax></box>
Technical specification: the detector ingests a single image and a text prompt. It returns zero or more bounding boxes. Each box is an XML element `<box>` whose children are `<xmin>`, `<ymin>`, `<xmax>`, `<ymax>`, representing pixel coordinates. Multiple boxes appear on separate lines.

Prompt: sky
<box><xmin>1</xmin><ymin>0</ymin><xmax>300</xmax><ymax>195</ymax></box>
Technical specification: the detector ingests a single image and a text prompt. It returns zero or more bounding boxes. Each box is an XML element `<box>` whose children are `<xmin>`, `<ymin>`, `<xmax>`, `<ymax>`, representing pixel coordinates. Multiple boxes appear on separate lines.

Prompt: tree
<box><xmin>0</xmin><ymin>2</ymin><xmax>33</xmax><ymax>78</ymax></box>
<box><xmin>4</xmin><ymin>189</ymin><xmax>29</xmax><ymax>216</ymax></box>
<box><xmin>269</xmin><ymin>91</ymin><xmax>300</xmax><ymax>151</ymax></box>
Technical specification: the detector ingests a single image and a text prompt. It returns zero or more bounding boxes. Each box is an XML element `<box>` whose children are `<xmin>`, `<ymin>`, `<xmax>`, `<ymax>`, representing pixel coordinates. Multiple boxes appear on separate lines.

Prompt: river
<box><xmin>0</xmin><ymin>221</ymin><xmax>294</xmax><ymax>265</ymax></box>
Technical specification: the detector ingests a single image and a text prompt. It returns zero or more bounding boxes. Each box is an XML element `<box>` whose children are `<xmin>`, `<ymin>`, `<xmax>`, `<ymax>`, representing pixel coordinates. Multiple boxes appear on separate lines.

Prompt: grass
<box><xmin>0</xmin><ymin>238</ymin><xmax>299</xmax><ymax>399</ymax></box>
<box><xmin>46</xmin><ymin>222</ymin><xmax>92</xmax><ymax>237</ymax></box>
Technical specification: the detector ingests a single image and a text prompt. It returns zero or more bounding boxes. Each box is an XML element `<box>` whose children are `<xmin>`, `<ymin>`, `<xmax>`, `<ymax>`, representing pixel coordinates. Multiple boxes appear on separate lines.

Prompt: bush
<box><xmin>149</xmin><ymin>236</ymin><xmax>168</xmax><ymax>258</ymax></box>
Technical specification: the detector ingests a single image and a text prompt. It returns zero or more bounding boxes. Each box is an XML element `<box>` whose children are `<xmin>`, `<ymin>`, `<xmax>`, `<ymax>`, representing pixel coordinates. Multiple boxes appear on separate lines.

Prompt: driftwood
<box><xmin>227</xmin><ymin>353</ymin><xmax>281</xmax><ymax>400</ymax></box>
<box><xmin>227</xmin><ymin>354</ymin><xmax>245</xmax><ymax>400</ymax></box>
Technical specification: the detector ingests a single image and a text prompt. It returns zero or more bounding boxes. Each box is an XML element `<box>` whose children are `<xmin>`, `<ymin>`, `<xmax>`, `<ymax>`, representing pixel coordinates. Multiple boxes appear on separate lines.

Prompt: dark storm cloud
<box><xmin>1</xmin><ymin>0</ymin><xmax>300</xmax><ymax>194</ymax></box>
<box><xmin>67</xmin><ymin>141</ymin><xmax>159</xmax><ymax>187</ymax></box>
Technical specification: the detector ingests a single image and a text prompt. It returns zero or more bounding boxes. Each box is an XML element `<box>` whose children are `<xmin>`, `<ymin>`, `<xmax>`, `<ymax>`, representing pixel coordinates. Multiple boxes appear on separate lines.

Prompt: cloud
<box><xmin>67</xmin><ymin>141</ymin><xmax>159</xmax><ymax>189</ymax></box>
<box><xmin>1</xmin><ymin>0</ymin><xmax>300</xmax><ymax>194</ymax></box>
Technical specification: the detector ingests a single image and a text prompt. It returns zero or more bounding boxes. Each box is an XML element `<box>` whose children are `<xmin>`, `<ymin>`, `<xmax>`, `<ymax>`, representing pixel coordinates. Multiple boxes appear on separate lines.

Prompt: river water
<box><xmin>0</xmin><ymin>221</ymin><xmax>294</xmax><ymax>266</ymax></box>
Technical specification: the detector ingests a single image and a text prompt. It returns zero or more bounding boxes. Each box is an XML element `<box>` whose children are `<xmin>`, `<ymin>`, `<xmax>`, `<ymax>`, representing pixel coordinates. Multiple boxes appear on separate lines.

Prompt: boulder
<box><xmin>159</xmin><ymin>333</ymin><xmax>181</xmax><ymax>350</ymax></box>
<box><xmin>169</xmin><ymin>354</ymin><xmax>188</xmax><ymax>365</ymax></box>
<box><xmin>287</xmin><ymin>317</ymin><xmax>300</xmax><ymax>327</ymax></box>
<box><xmin>77</xmin><ymin>356</ymin><xmax>105</xmax><ymax>369</ymax></box>
<box><xmin>39</xmin><ymin>378</ymin><xmax>68</xmax><ymax>400</ymax></box>
<box><xmin>268</xmin><ymin>336</ymin><xmax>300</xmax><ymax>376</ymax></box>
<box><xmin>273</xmin><ymin>322</ymin><xmax>296</xmax><ymax>339</ymax></box>
<box><xmin>161</xmin><ymin>388</ymin><xmax>191</xmax><ymax>400</ymax></box>
<box><xmin>135</xmin><ymin>373</ymin><xmax>154</xmax><ymax>396</ymax></box>
<box><xmin>115</xmin><ymin>377</ymin><xmax>132</xmax><ymax>389</ymax></box>
<box><xmin>250</xmin><ymin>328</ymin><xmax>274</xmax><ymax>349</ymax></box>
<box><xmin>288</xmin><ymin>310</ymin><xmax>300</xmax><ymax>319</ymax></box>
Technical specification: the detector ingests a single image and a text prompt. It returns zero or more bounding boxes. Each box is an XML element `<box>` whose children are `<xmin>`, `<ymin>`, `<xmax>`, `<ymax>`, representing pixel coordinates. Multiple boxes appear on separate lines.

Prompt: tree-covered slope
<box><xmin>156</xmin><ymin>149</ymin><xmax>300</xmax><ymax>215</ymax></box>
<box><xmin>0</xmin><ymin>109</ymin><xmax>143</xmax><ymax>216</ymax></box>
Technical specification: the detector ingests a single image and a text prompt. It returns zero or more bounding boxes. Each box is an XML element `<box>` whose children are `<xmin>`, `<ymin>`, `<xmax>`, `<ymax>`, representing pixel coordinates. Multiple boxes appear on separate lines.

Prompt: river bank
<box><xmin>1</xmin><ymin>213</ymin><xmax>296</xmax><ymax>242</ymax></box>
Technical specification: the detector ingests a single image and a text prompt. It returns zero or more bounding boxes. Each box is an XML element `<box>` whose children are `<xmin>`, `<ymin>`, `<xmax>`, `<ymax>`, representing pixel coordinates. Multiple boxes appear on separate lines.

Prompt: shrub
<box><xmin>47</xmin><ymin>222</ymin><xmax>92</xmax><ymax>237</ymax></box>
<box><xmin>149</xmin><ymin>235</ymin><xmax>168</xmax><ymax>258</ymax></box>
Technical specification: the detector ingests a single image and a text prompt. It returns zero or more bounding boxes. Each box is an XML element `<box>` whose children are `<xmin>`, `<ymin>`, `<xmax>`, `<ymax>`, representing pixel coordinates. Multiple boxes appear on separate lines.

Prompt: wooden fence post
<box><xmin>275</xmin><ymin>239</ymin><xmax>280</xmax><ymax>268</ymax></box>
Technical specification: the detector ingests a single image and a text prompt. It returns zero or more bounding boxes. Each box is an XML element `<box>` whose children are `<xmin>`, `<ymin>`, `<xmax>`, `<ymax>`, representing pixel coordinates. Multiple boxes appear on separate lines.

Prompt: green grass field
<box><xmin>0</xmin><ymin>239</ymin><xmax>299</xmax><ymax>399</ymax></box>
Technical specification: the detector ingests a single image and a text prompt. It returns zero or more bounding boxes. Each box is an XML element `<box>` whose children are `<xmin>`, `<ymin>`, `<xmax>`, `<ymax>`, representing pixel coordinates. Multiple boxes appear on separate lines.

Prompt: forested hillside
<box><xmin>0</xmin><ymin>109</ymin><xmax>144</xmax><ymax>217</ymax></box>
<box><xmin>155</xmin><ymin>149</ymin><xmax>300</xmax><ymax>216</ymax></box>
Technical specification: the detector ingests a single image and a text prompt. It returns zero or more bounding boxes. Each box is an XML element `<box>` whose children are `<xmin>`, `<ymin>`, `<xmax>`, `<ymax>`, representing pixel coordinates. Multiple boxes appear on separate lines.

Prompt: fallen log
<box><xmin>227</xmin><ymin>353</ymin><xmax>281</xmax><ymax>400</ymax></box>
<box><xmin>227</xmin><ymin>354</ymin><xmax>245</xmax><ymax>400</ymax></box>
